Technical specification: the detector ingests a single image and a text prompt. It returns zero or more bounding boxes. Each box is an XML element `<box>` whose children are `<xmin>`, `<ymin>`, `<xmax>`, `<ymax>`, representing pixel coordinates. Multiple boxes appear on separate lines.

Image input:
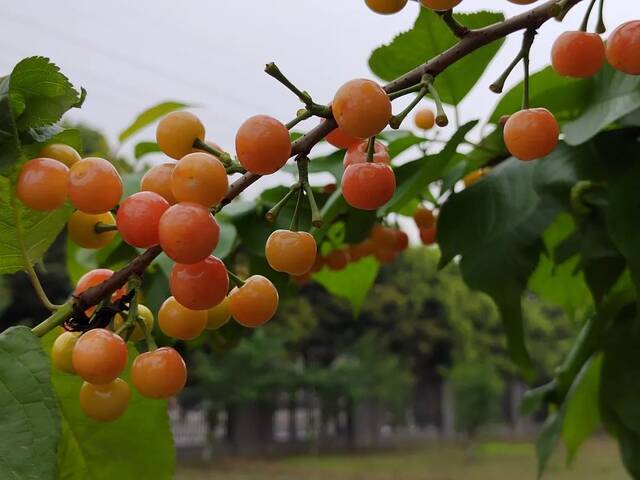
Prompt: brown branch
<box><xmin>72</xmin><ymin>0</ymin><xmax>584</xmax><ymax>314</ymax></box>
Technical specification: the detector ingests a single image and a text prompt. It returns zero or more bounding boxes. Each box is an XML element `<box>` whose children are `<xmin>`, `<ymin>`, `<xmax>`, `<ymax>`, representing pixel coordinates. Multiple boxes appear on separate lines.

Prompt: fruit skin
<box><xmin>156</xmin><ymin>111</ymin><xmax>205</xmax><ymax>160</ymax></box>
<box><xmin>606</xmin><ymin>21</ymin><xmax>640</xmax><ymax>75</ymax></box>
<box><xmin>235</xmin><ymin>115</ymin><xmax>291</xmax><ymax>175</ymax></box>
<box><xmin>414</xmin><ymin>108</ymin><xmax>436</xmax><ymax>130</ymax></box>
<box><xmin>39</xmin><ymin>143</ymin><xmax>81</xmax><ymax>167</ymax></box>
<box><xmin>141</xmin><ymin>162</ymin><xmax>177</xmax><ymax>205</ymax></box>
<box><xmin>114</xmin><ymin>304</ymin><xmax>154</xmax><ymax>342</ymax></box>
<box><xmin>342</xmin><ymin>163</ymin><xmax>396</xmax><ymax>210</ymax></box>
<box><xmin>325</xmin><ymin>249</ymin><xmax>350</xmax><ymax>271</ymax></box>
<box><xmin>503</xmin><ymin>108</ymin><xmax>559</xmax><ymax>161</ymax></box>
<box><xmin>325</xmin><ymin>123</ymin><xmax>361</xmax><ymax>149</ymax></box>
<box><xmin>116</xmin><ymin>191</ymin><xmax>170</xmax><ymax>248</ymax></box>
<box><xmin>265</xmin><ymin>230</ymin><xmax>317</xmax><ymax>276</ymax></box>
<box><xmin>394</xmin><ymin>230</ymin><xmax>409</xmax><ymax>252</ymax></box>
<box><xmin>343</xmin><ymin>140</ymin><xmax>390</xmax><ymax>168</ymax></box>
<box><xmin>74</xmin><ymin>268</ymin><xmax>127</xmax><ymax>315</ymax></box>
<box><xmin>131</xmin><ymin>347</ymin><xmax>187</xmax><ymax>399</ymax></box>
<box><xmin>207</xmin><ymin>297</ymin><xmax>231</xmax><ymax>330</ymax></box>
<box><xmin>507</xmin><ymin>0</ymin><xmax>537</xmax><ymax>4</ymax></box>
<box><xmin>365</xmin><ymin>0</ymin><xmax>408</xmax><ymax>14</ymax></box>
<box><xmin>52</xmin><ymin>331</ymin><xmax>81</xmax><ymax>374</ymax></box>
<box><xmin>72</xmin><ymin>329</ymin><xmax>128</xmax><ymax>385</ymax></box>
<box><xmin>68</xmin><ymin>157</ymin><xmax>123</xmax><ymax>214</ymax></box>
<box><xmin>16</xmin><ymin>158</ymin><xmax>69</xmax><ymax>211</ymax></box>
<box><xmin>158</xmin><ymin>202</ymin><xmax>220</xmax><ymax>264</ymax></box>
<box><xmin>420</xmin><ymin>0</ymin><xmax>462</xmax><ymax>11</ymax></box>
<box><xmin>413</xmin><ymin>206</ymin><xmax>436</xmax><ymax>229</ymax></box>
<box><xmin>79</xmin><ymin>378</ymin><xmax>131</xmax><ymax>422</ymax></box>
<box><xmin>171</xmin><ymin>152</ymin><xmax>228</xmax><ymax>207</ymax></box>
<box><xmin>158</xmin><ymin>296</ymin><xmax>207</xmax><ymax>340</ymax></box>
<box><xmin>68</xmin><ymin>211</ymin><xmax>117</xmax><ymax>249</ymax></box>
<box><xmin>350</xmin><ymin>238</ymin><xmax>376</xmax><ymax>261</ymax></box>
<box><xmin>420</xmin><ymin>225</ymin><xmax>437</xmax><ymax>245</ymax></box>
<box><xmin>332</xmin><ymin>79</ymin><xmax>391</xmax><ymax>139</ymax></box>
<box><xmin>170</xmin><ymin>256</ymin><xmax>229</xmax><ymax>310</ymax></box>
<box><xmin>551</xmin><ymin>31</ymin><xmax>605</xmax><ymax>78</ymax></box>
<box><xmin>228</xmin><ymin>275</ymin><xmax>279</xmax><ymax>328</ymax></box>
<box><xmin>374</xmin><ymin>247</ymin><xmax>397</xmax><ymax>264</ymax></box>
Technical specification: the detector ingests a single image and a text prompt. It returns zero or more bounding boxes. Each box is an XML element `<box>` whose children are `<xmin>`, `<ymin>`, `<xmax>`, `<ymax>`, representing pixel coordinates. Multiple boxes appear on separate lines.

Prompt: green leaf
<box><xmin>564</xmin><ymin>64</ymin><xmax>640</xmax><ymax>145</ymax></box>
<box><xmin>134</xmin><ymin>141</ymin><xmax>161</xmax><ymax>160</ymax></box>
<box><xmin>9</xmin><ymin>57</ymin><xmax>82</xmax><ymax>131</ymax></box>
<box><xmin>380</xmin><ymin>120</ymin><xmax>476</xmax><ymax>215</ymax></box>
<box><xmin>119</xmin><ymin>101</ymin><xmax>188</xmax><ymax>143</ymax></box>
<box><xmin>490</xmin><ymin>67</ymin><xmax>592</xmax><ymax>124</ymax></box>
<box><xmin>0</xmin><ymin>176</ymin><xmax>73</xmax><ymax>274</ymax></box>
<box><xmin>213</xmin><ymin>218</ymin><xmax>237</xmax><ymax>259</ymax></box>
<box><xmin>0</xmin><ymin>326</ymin><xmax>60</xmax><ymax>480</ymax></box>
<box><xmin>562</xmin><ymin>355</ymin><xmax>602</xmax><ymax>466</ymax></box>
<box><xmin>369</xmin><ymin>10</ymin><xmax>504</xmax><ymax>105</ymax></box>
<box><xmin>535</xmin><ymin>410</ymin><xmax>563</xmax><ymax>479</ymax></box>
<box><xmin>438</xmin><ymin>158</ymin><xmax>562</xmax><ymax>380</ymax></box>
<box><xmin>42</xmin><ymin>332</ymin><xmax>175</xmax><ymax>479</ymax></box>
<box><xmin>0</xmin><ymin>77</ymin><xmax>21</xmax><ymax>174</ymax></box>
<box><xmin>386</xmin><ymin>131</ymin><xmax>425</xmax><ymax>159</ymax></box>
<box><xmin>313</xmin><ymin>257</ymin><xmax>379</xmax><ymax>316</ymax></box>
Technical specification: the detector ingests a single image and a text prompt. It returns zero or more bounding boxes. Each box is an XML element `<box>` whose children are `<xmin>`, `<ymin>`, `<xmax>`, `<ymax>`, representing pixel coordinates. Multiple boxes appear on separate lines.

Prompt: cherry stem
<box><xmin>490</xmin><ymin>29</ymin><xmax>536</xmax><ymax>99</ymax></box>
<box><xmin>265</xmin><ymin>183</ymin><xmax>299</xmax><ymax>222</ymax></box>
<box><xmin>388</xmin><ymin>83</ymin><xmax>423</xmax><ymax>101</ymax></box>
<box><xmin>390</xmin><ymin>75</ymin><xmax>434</xmax><ymax>129</ymax></box>
<box><xmin>521</xmin><ymin>30</ymin><xmax>536</xmax><ymax>110</ymax></box>
<box><xmin>286</xmin><ymin>109</ymin><xmax>312</xmax><ymax>130</ymax></box>
<box><xmin>94</xmin><ymin>222</ymin><xmax>118</xmax><ymax>234</ymax></box>
<box><xmin>596</xmin><ymin>0</ymin><xmax>606</xmax><ymax>33</ymax></box>
<box><xmin>437</xmin><ymin>10</ymin><xmax>470</xmax><ymax>38</ymax></box>
<box><xmin>426</xmin><ymin>79</ymin><xmax>449</xmax><ymax>127</ymax></box>
<box><xmin>290</xmin><ymin>185</ymin><xmax>304</xmax><ymax>232</ymax></box>
<box><xmin>264</xmin><ymin>63</ymin><xmax>330</xmax><ymax>117</ymax></box>
<box><xmin>31</xmin><ymin>301</ymin><xmax>74</xmax><ymax>337</ymax></box>
<box><xmin>366</xmin><ymin>137</ymin><xmax>376</xmax><ymax>163</ymax></box>
<box><xmin>227</xmin><ymin>270</ymin><xmax>245</xmax><ymax>288</ymax></box>
<box><xmin>580</xmin><ymin>0</ymin><xmax>597</xmax><ymax>31</ymax></box>
<box><xmin>192</xmin><ymin>138</ymin><xmax>234</xmax><ymax>167</ymax></box>
<box><xmin>297</xmin><ymin>155</ymin><xmax>322</xmax><ymax>228</ymax></box>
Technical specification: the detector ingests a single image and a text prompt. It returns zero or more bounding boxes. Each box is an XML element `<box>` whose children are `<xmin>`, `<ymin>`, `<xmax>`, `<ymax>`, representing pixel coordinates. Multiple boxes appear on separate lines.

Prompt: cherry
<box><xmin>606</xmin><ymin>21</ymin><xmax>640</xmax><ymax>75</ymax></box>
<box><xmin>503</xmin><ymin>108</ymin><xmax>559</xmax><ymax>161</ymax></box>
<box><xmin>68</xmin><ymin>211</ymin><xmax>117</xmax><ymax>250</ymax></box>
<box><xmin>413</xmin><ymin>206</ymin><xmax>436</xmax><ymax>229</ymax></box>
<box><xmin>414</xmin><ymin>108</ymin><xmax>436</xmax><ymax>130</ymax></box>
<box><xmin>343</xmin><ymin>140</ymin><xmax>390</xmax><ymax>168</ymax></box>
<box><xmin>265</xmin><ymin>230</ymin><xmax>318</xmax><ymax>276</ymax></box>
<box><xmin>235</xmin><ymin>115</ymin><xmax>291</xmax><ymax>174</ymax></box>
<box><xmin>16</xmin><ymin>158</ymin><xmax>69</xmax><ymax>211</ymax></box>
<box><xmin>113</xmin><ymin>304</ymin><xmax>154</xmax><ymax>342</ymax></box>
<box><xmin>131</xmin><ymin>347</ymin><xmax>187</xmax><ymax>399</ymax></box>
<box><xmin>342</xmin><ymin>163</ymin><xmax>396</xmax><ymax>210</ymax></box>
<box><xmin>39</xmin><ymin>143</ymin><xmax>81</xmax><ymax>168</ymax></box>
<box><xmin>365</xmin><ymin>0</ymin><xmax>408</xmax><ymax>14</ymax></box>
<box><xmin>72</xmin><ymin>328</ymin><xmax>128</xmax><ymax>385</ymax></box>
<box><xmin>228</xmin><ymin>275</ymin><xmax>279</xmax><ymax>328</ymax></box>
<box><xmin>551</xmin><ymin>31</ymin><xmax>605</xmax><ymax>78</ymax></box>
<box><xmin>332</xmin><ymin>79</ymin><xmax>391</xmax><ymax>139</ymax></box>
<box><xmin>420</xmin><ymin>0</ymin><xmax>462</xmax><ymax>11</ymax></box>
<box><xmin>206</xmin><ymin>297</ymin><xmax>231</xmax><ymax>330</ymax></box>
<box><xmin>420</xmin><ymin>225</ymin><xmax>437</xmax><ymax>245</ymax></box>
<box><xmin>171</xmin><ymin>152</ymin><xmax>228</xmax><ymax>207</ymax></box>
<box><xmin>140</xmin><ymin>162</ymin><xmax>177</xmax><ymax>205</ymax></box>
<box><xmin>79</xmin><ymin>378</ymin><xmax>130</xmax><ymax>422</ymax></box>
<box><xmin>51</xmin><ymin>330</ymin><xmax>80</xmax><ymax>374</ymax></box>
<box><xmin>169</xmin><ymin>256</ymin><xmax>229</xmax><ymax>310</ymax></box>
<box><xmin>68</xmin><ymin>157</ymin><xmax>122</xmax><ymax>214</ymax></box>
<box><xmin>158</xmin><ymin>296</ymin><xmax>207</xmax><ymax>340</ymax></box>
<box><xmin>156</xmin><ymin>111</ymin><xmax>205</xmax><ymax>160</ymax></box>
<box><xmin>116</xmin><ymin>191</ymin><xmax>170</xmax><ymax>248</ymax></box>
<box><xmin>325</xmin><ymin>249</ymin><xmax>350</xmax><ymax>271</ymax></box>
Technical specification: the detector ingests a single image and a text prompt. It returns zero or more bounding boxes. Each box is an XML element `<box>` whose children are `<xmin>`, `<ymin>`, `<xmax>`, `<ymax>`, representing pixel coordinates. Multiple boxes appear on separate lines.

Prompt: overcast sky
<box><xmin>0</xmin><ymin>1</ymin><xmax>636</xmax><ymax>186</ymax></box>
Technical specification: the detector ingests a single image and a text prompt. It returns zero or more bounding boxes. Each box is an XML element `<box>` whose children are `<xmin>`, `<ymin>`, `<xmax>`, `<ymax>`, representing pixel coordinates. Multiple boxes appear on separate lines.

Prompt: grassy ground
<box><xmin>177</xmin><ymin>436</ymin><xmax>628</xmax><ymax>480</ymax></box>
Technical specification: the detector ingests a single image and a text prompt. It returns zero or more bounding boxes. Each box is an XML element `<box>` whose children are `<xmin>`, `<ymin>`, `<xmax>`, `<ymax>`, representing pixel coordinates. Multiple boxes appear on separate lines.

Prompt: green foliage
<box><xmin>118</xmin><ymin>101</ymin><xmax>187</xmax><ymax>143</ymax></box>
<box><xmin>42</xmin><ymin>332</ymin><xmax>175</xmax><ymax>480</ymax></box>
<box><xmin>0</xmin><ymin>326</ymin><xmax>59</xmax><ymax>480</ymax></box>
<box><xmin>448</xmin><ymin>361</ymin><xmax>504</xmax><ymax>436</ymax></box>
<box><xmin>369</xmin><ymin>9</ymin><xmax>505</xmax><ymax>105</ymax></box>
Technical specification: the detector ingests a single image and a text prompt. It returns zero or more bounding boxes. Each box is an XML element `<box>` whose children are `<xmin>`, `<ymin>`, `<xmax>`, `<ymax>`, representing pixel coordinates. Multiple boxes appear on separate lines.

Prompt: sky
<box><xmin>0</xmin><ymin>0</ymin><xmax>636</xmax><ymax>199</ymax></box>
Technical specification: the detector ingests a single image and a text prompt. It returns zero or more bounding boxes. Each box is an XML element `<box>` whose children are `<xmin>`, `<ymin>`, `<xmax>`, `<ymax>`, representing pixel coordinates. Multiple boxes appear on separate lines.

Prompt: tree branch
<box><xmin>69</xmin><ymin>0</ymin><xmax>585</xmax><ymax>317</ymax></box>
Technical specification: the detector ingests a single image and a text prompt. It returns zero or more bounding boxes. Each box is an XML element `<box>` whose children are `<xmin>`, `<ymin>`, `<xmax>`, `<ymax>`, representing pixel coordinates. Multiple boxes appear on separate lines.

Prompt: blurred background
<box><xmin>0</xmin><ymin>1</ymin><xmax>636</xmax><ymax>479</ymax></box>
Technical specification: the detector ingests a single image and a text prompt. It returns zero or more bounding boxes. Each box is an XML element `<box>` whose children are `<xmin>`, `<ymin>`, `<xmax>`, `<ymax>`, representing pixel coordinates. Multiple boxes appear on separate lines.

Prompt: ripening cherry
<box><xmin>374</xmin><ymin>247</ymin><xmax>397</xmax><ymax>264</ymax></box>
<box><xmin>68</xmin><ymin>157</ymin><xmax>122</xmax><ymax>214</ymax></box>
<box><xmin>507</xmin><ymin>0</ymin><xmax>537</xmax><ymax>4</ymax></box>
<box><xmin>116</xmin><ymin>191</ymin><xmax>169</xmax><ymax>248</ymax></box>
<box><xmin>413</xmin><ymin>205</ymin><xmax>436</xmax><ymax>229</ymax></box>
<box><xmin>16</xmin><ymin>158</ymin><xmax>69</xmax><ymax>211</ymax></box>
<box><xmin>158</xmin><ymin>296</ymin><xmax>207</xmax><ymax>340</ymax></box>
<box><xmin>332</xmin><ymin>79</ymin><xmax>392</xmax><ymax>139</ymax></box>
<box><xmin>158</xmin><ymin>202</ymin><xmax>220</xmax><ymax>264</ymax></box>
<box><xmin>420</xmin><ymin>225</ymin><xmax>437</xmax><ymax>245</ymax></box>
<box><xmin>371</xmin><ymin>224</ymin><xmax>398</xmax><ymax>250</ymax></box>
<box><xmin>72</xmin><ymin>329</ymin><xmax>128</xmax><ymax>385</ymax></box>
<box><xmin>503</xmin><ymin>108</ymin><xmax>559</xmax><ymax>161</ymax></box>
<box><xmin>113</xmin><ymin>304</ymin><xmax>155</xmax><ymax>342</ymax></box>
<box><xmin>171</xmin><ymin>152</ymin><xmax>228</xmax><ymax>207</ymax></box>
<box><xmin>324</xmin><ymin>249</ymin><xmax>350</xmax><ymax>271</ymax></box>
<box><xmin>365</xmin><ymin>0</ymin><xmax>408</xmax><ymax>14</ymax></box>
<box><xmin>140</xmin><ymin>162</ymin><xmax>177</xmax><ymax>205</ymax></box>
<box><xmin>156</xmin><ymin>111</ymin><xmax>205</xmax><ymax>160</ymax></box>
<box><xmin>350</xmin><ymin>238</ymin><xmax>376</xmax><ymax>261</ymax></box>
<box><xmin>265</xmin><ymin>230</ymin><xmax>317</xmax><ymax>276</ymax></box>
<box><xmin>414</xmin><ymin>108</ymin><xmax>436</xmax><ymax>130</ymax></box>
<box><xmin>206</xmin><ymin>297</ymin><xmax>231</xmax><ymax>330</ymax></box>
<box><xmin>131</xmin><ymin>347</ymin><xmax>187</xmax><ymax>399</ymax></box>
<box><xmin>394</xmin><ymin>230</ymin><xmax>409</xmax><ymax>252</ymax></box>
<box><xmin>39</xmin><ymin>143</ymin><xmax>81</xmax><ymax>168</ymax></box>
<box><xmin>74</xmin><ymin>268</ymin><xmax>127</xmax><ymax>315</ymax></box>
<box><xmin>420</xmin><ymin>0</ymin><xmax>462</xmax><ymax>10</ymax></box>
<box><xmin>235</xmin><ymin>115</ymin><xmax>291</xmax><ymax>175</ymax></box>
<box><xmin>291</xmin><ymin>272</ymin><xmax>311</xmax><ymax>286</ymax></box>
<box><xmin>68</xmin><ymin>210</ymin><xmax>117</xmax><ymax>250</ymax></box>
<box><xmin>606</xmin><ymin>21</ymin><xmax>640</xmax><ymax>75</ymax></box>
<box><xmin>342</xmin><ymin>163</ymin><xmax>396</xmax><ymax>210</ymax></box>
<box><xmin>324</xmin><ymin>122</ymin><xmax>361</xmax><ymax>150</ymax></box>
<box><xmin>169</xmin><ymin>256</ymin><xmax>229</xmax><ymax>310</ymax></box>
<box><xmin>310</xmin><ymin>255</ymin><xmax>325</xmax><ymax>273</ymax></box>
<box><xmin>343</xmin><ymin>140</ymin><xmax>390</xmax><ymax>168</ymax></box>
<box><xmin>228</xmin><ymin>275</ymin><xmax>279</xmax><ymax>328</ymax></box>
<box><xmin>51</xmin><ymin>330</ymin><xmax>81</xmax><ymax>374</ymax></box>
<box><xmin>551</xmin><ymin>31</ymin><xmax>605</xmax><ymax>78</ymax></box>
<box><xmin>323</xmin><ymin>183</ymin><xmax>337</xmax><ymax>194</ymax></box>
<box><xmin>79</xmin><ymin>378</ymin><xmax>131</xmax><ymax>422</ymax></box>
